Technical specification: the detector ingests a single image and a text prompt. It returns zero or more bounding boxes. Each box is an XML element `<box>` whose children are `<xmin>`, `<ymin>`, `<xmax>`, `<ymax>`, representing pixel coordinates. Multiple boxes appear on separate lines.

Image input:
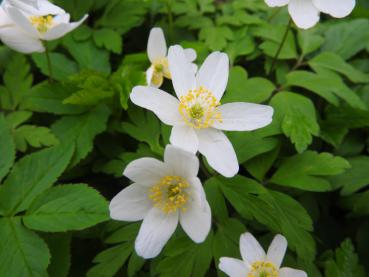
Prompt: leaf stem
<box><xmin>268</xmin><ymin>18</ymin><xmax>293</xmax><ymax>76</ymax></box>
<box><xmin>166</xmin><ymin>0</ymin><xmax>174</xmax><ymax>41</ymax></box>
<box><xmin>44</xmin><ymin>41</ymin><xmax>53</xmax><ymax>83</ymax></box>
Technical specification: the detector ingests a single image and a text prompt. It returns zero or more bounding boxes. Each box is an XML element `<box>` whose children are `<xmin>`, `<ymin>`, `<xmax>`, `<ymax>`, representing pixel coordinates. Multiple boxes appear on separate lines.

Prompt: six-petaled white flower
<box><xmin>146</xmin><ymin>27</ymin><xmax>197</xmax><ymax>88</ymax></box>
<box><xmin>265</xmin><ymin>0</ymin><xmax>356</xmax><ymax>29</ymax></box>
<box><xmin>109</xmin><ymin>145</ymin><xmax>211</xmax><ymax>259</ymax></box>
<box><xmin>219</xmin><ymin>232</ymin><xmax>307</xmax><ymax>277</ymax></box>
<box><xmin>0</xmin><ymin>0</ymin><xmax>87</xmax><ymax>53</ymax></box>
<box><xmin>131</xmin><ymin>45</ymin><xmax>274</xmax><ymax>177</ymax></box>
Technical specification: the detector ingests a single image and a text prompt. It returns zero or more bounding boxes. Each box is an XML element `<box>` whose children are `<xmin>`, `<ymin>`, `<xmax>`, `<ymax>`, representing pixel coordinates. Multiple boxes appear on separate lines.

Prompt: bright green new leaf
<box><xmin>199</xmin><ymin>26</ymin><xmax>234</xmax><ymax>50</ymax></box>
<box><xmin>0</xmin><ymin>217</ymin><xmax>50</xmax><ymax>277</ymax></box>
<box><xmin>23</xmin><ymin>184</ymin><xmax>109</xmax><ymax>232</ymax></box>
<box><xmin>14</xmin><ymin>125</ymin><xmax>59</xmax><ymax>152</ymax></box>
<box><xmin>5</xmin><ymin>111</ymin><xmax>32</xmax><ymax>128</ymax></box>
<box><xmin>271</xmin><ymin>92</ymin><xmax>319</xmax><ymax>153</ymax></box>
<box><xmin>52</xmin><ymin>104</ymin><xmax>111</xmax><ymax>166</ymax></box>
<box><xmin>271</xmin><ymin>151</ymin><xmax>350</xmax><ymax>191</ymax></box>
<box><xmin>93</xmin><ymin>28</ymin><xmax>123</xmax><ymax>54</ymax></box>
<box><xmin>0</xmin><ymin>114</ymin><xmax>15</xmax><ymax>182</ymax></box>
<box><xmin>0</xmin><ymin>143</ymin><xmax>74</xmax><ymax>216</ymax></box>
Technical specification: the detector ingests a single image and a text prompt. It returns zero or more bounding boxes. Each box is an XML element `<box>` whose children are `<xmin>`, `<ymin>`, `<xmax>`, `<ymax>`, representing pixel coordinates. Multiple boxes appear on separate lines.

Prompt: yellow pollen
<box><xmin>149</xmin><ymin>176</ymin><xmax>189</xmax><ymax>214</ymax></box>
<box><xmin>247</xmin><ymin>261</ymin><xmax>279</xmax><ymax>277</ymax></box>
<box><xmin>29</xmin><ymin>15</ymin><xmax>54</xmax><ymax>33</ymax></box>
<box><xmin>150</xmin><ymin>57</ymin><xmax>171</xmax><ymax>87</ymax></box>
<box><xmin>178</xmin><ymin>86</ymin><xmax>222</xmax><ymax>129</ymax></box>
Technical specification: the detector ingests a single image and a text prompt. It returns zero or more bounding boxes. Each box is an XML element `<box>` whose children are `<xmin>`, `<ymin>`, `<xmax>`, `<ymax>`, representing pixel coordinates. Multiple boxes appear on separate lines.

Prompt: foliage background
<box><xmin>1</xmin><ymin>0</ymin><xmax>369</xmax><ymax>276</ymax></box>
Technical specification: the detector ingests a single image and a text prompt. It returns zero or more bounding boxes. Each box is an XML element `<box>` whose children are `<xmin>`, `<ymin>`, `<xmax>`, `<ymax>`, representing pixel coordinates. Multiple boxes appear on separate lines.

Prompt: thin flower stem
<box><xmin>44</xmin><ymin>41</ymin><xmax>53</xmax><ymax>83</ymax></box>
<box><xmin>268</xmin><ymin>18</ymin><xmax>293</xmax><ymax>76</ymax></box>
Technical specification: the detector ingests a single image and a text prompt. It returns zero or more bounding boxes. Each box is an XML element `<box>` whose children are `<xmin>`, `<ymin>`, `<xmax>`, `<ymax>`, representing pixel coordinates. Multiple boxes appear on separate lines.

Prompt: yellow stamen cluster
<box><xmin>247</xmin><ymin>261</ymin><xmax>279</xmax><ymax>277</ymax></box>
<box><xmin>29</xmin><ymin>15</ymin><xmax>54</xmax><ymax>33</ymax></box>
<box><xmin>150</xmin><ymin>57</ymin><xmax>171</xmax><ymax>87</ymax></box>
<box><xmin>149</xmin><ymin>176</ymin><xmax>189</xmax><ymax>214</ymax></box>
<box><xmin>179</xmin><ymin>87</ymin><xmax>222</xmax><ymax>129</ymax></box>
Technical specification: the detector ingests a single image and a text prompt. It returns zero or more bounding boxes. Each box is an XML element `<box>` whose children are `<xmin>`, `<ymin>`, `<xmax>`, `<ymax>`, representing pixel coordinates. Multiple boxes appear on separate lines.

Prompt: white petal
<box><xmin>312</xmin><ymin>0</ymin><xmax>355</xmax><ymax>18</ymax></box>
<box><xmin>5</xmin><ymin>6</ymin><xmax>39</xmax><ymax>37</ymax></box>
<box><xmin>240</xmin><ymin>232</ymin><xmax>266</xmax><ymax>266</ymax></box>
<box><xmin>266</xmin><ymin>234</ymin><xmax>288</xmax><ymax>268</ymax></box>
<box><xmin>52</xmin><ymin>13</ymin><xmax>70</xmax><ymax>25</ymax></box>
<box><xmin>36</xmin><ymin>0</ymin><xmax>66</xmax><ymax>15</ymax></box>
<box><xmin>130</xmin><ymin>86</ymin><xmax>183</xmax><ymax>126</ymax></box>
<box><xmin>42</xmin><ymin>14</ymin><xmax>88</xmax><ymax>40</ymax></box>
<box><xmin>265</xmin><ymin>0</ymin><xmax>290</xmax><ymax>7</ymax></box>
<box><xmin>170</xmin><ymin>125</ymin><xmax>199</xmax><ymax>154</ymax></box>
<box><xmin>196</xmin><ymin>128</ymin><xmax>238</xmax><ymax>178</ymax></box>
<box><xmin>168</xmin><ymin>45</ymin><xmax>196</xmax><ymax>98</ymax></box>
<box><xmin>123</xmin><ymin>157</ymin><xmax>170</xmax><ymax>185</ymax></box>
<box><xmin>135</xmin><ymin>208</ymin><xmax>178</xmax><ymax>259</ymax></box>
<box><xmin>288</xmin><ymin>0</ymin><xmax>320</xmax><ymax>29</ymax></box>
<box><xmin>147</xmin><ymin>27</ymin><xmax>167</xmax><ymax>62</ymax></box>
<box><xmin>279</xmin><ymin>267</ymin><xmax>308</xmax><ymax>277</ymax></box>
<box><xmin>7</xmin><ymin>0</ymin><xmax>65</xmax><ymax>16</ymax></box>
<box><xmin>164</xmin><ymin>145</ymin><xmax>199</xmax><ymax>179</ymax></box>
<box><xmin>196</xmin><ymin>52</ymin><xmax>229</xmax><ymax>100</ymax></box>
<box><xmin>0</xmin><ymin>26</ymin><xmax>44</xmax><ymax>53</ymax></box>
<box><xmin>184</xmin><ymin>48</ymin><xmax>197</xmax><ymax>62</ymax></box>
<box><xmin>213</xmin><ymin>103</ymin><xmax>274</xmax><ymax>131</ymax></box>
<box><xmin>179</xmin><ymin>183</ymin><xmax>211</xmax><ymax>243</ymax></box>
<box><xmin>219</xmin><ymin>257</ymin><xmax>249</xmax><ymax>277</ymax></box>
<box><xmin>109</xmin><ymin>184</ymin><xmax>152</xmax><ymax>221</ymax></box>
<box><xmin>146</xmin><ymin>66</ymin><xmax>155</xmax><ymax>87</ymax></box>
<box><xmin>0</xmin><ymin>7</ymin><xmax>12</xmax><ymax>26</ymax></box>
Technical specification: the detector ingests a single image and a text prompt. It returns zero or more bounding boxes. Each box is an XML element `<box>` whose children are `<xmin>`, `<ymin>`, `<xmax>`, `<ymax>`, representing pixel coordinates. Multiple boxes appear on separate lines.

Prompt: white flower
<box><xmin>131</xmin><ymin>45</ymin><xmax>274</xmax><ymax>177</ymax></box>
<box><xmin>146</xmin><ymin>27</ymin><xmax>197</xmax><ymax>88</ymax></box>
<box><xmin>0</xmin><ymin>0</ymin><xmax>87</xmax><ymax>53</ymax></box>
<box><xmin>265</xmin><ymin>0</ymin><xmax>356</xmax><ymax>29</ymax></box>
<box><xmin>219</xmin><ymin>232</ymin><xmax>307</xmax><ymax>277</ymax></box>
<box><xmin>109</xmin><ymin>145</ymin><xmax>211</xmax><ymax>259</ymax></box>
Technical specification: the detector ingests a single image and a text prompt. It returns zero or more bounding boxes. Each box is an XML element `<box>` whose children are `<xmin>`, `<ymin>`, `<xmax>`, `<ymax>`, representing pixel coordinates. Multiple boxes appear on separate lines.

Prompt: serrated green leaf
<box><xmin>271</xmin><ymin>92</ymin><xmax>319</xmax><ymax>153</ymax></box>
<box><xmin>23</xmin><ymin>184</ymin><xmax>109</xmax><ymax>232</ymax></box>
<box><xmin>271</xmin><ymin>151</ymin><xmax>350</xmax><ymax>191</ymax></box>
<box><xmin>0</xmin><ymin>217</ymin><xmax>50</xmax><ymax>277</ymax></box>
<box><xmin>0</xmin><ymin>144</ymin><xmax>74</xmax><ymax>216</ymax></box>
<box><xmin>14</xmin><ymin>125</ymin><xmax>59</xmax><ymax>152</ymax></box>
<box><xmin>0</xmin><ymin>114</ymin><xmax>15</xmax><ymax>182</ymax></box>
<box><xmin>93</xmin><ymin>29</ymin><xmax>122</xmax><ymax>54</ymax></box>
<box><xmin>5</xmin><ymin>111</ymin><xmax>32</xmax><ymax>128</ymax></box>
<box><xmin>297</xmin><ymin>30</ymin><xmax>324</xmax><ymax>56</ymax></box>
<box><xmin>199</xmin><ymin>26</ymin><xmax>234</xmax><ymax>50</ymax></box>
<box><xmin>52</xmin><ymin>105</ymin><xmax>111</xmax><ymax>166</ymax></box>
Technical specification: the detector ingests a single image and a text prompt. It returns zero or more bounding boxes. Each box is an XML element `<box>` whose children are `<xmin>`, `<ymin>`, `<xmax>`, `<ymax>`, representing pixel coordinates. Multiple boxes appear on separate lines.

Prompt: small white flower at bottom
<box><xmin>109</xmin><ymin>145</ymin><xmax>211</xmax><ymax>259</ymax></box>
<box><xmin>219</xmin><ymin>232</ymin><xmax>307</xmax><ymax>277</ymax></box>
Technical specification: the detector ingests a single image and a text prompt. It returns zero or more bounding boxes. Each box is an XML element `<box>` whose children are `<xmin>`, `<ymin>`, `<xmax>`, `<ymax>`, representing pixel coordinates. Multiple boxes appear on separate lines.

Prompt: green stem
<box><xmin>166</xmin><ymin>0</ymin><xmax>173</xmax><ymax>41</ymax></box>
<box><xmin>268</xmin><ymin>18</ymin><xmax>292</xmax><ymax>76</ymax></box>
<box><xmin>44</xmin><ymin>41</ymin><xmax>53</xmax><ymax>83</ymax></box>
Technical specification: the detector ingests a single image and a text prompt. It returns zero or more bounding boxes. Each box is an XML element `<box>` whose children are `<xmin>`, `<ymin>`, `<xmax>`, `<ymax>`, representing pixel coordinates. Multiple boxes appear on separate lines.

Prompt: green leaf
<box><xmin>285</xmin><ymin>70</ymin><xmax>366</xmax><ymax>109</ymax></box>
<box><xmin>0</xmin><ymin>114</ymin><xmax>15</xmax><ymax>181</ymax></box>
<box><xmin>0</xmin><ymin>217</ymin><xmax>50</xmax><ymax>277</ymax></box>
<box><xmin>270</xmin><ymin>92</ymin><xmax>319</xmax><ymax>153</ymax></box>
<box><xmin>121</xmin><ymin>107</ymin><xmax>163</xmax><ymax>154</ymax></box>
<box><xmin>271</xmin><ymin>151</ymin><xmax>350</xmax><ymax>191</ymax></box>
<box><xmin>52</xmin><ymin>105</ymin><xmax>111</xmax><ymax>166</ymax></box>
<box><xmin>309</xmin><ymin>52</ymin><xmax>369</xmax><ymax>83</ymax></box>
<box><xmin>156</xmin><ymin>233</ymin><xmax>213</xmax><ymax>277</ymax></box>
<box><xmin>93</xmin><ymin>29</ymin><xmax>123</xmax><ymax>54</ymax></box>
<box><xmin>217</xmin><ymin>176</ymin><xmax>316</xmax><ymax>262</ymax></box>
<box><xmin>63</xmin><ymin>37</ymin><xmax>111</xmax><ymax>74</ymax></box>
<box><xmin>330</xmin><ymin>156</ymin><xmax>369</xmax><ymax>195</ymax></box>
<box><xmin>199</xmin><ymin>26</ymin><xmax>234</xmax><ymax>50</ymax></box>
<box><xmin>87</xmin><ymin>243</ymin><xmax>133</xmax><ymax>277</ymax></box>
<box><xmin>23</xmin><ymin>184</ymin><xmax>109</xmax><ymax>232</ymax></box>
<box><xmin>44</xmin><ymin>233</ymin><xmax>71</xmax><ymax>277</ymax></box>
<box><xmin>0</xmin><ymin>144</ymin><xmax>74</xmax><ymax>216</ymax></box>
<box><xmin>20</xmin><ymin>82</ymin><xmax>88</xmax><ymax>115</ymax></box>
<box><xmin>14</xmin><ymin>125</ymin><xmax>59</xmax><ymax>152</ymax></box>
<box><xmin>297</xmin><ymin>30</ymin><xmax>324</xmax><ymax>56</ymax></box>
<box><xmin>324</xmin><ymin>239</ymin><xmax>365</xmax><ymax>277</ymax></box>
<box><xmin>5</xmin><ymin>111</ymin><xmax>32</xmax><ymax>128</ymax></box>
<box><xmin>32</xmin><ymin>52</ymin><xmax>78</xmax><ymax>81</ymax></box>
<box><xmin>223</xmin><ymin>66</ymin><xmax>275</xmax><ymax>104</ymax></box>
<box><xmin>244</xmin><ymin>146</ymin><xmax>279</xmax><ymax>181</ymax></box>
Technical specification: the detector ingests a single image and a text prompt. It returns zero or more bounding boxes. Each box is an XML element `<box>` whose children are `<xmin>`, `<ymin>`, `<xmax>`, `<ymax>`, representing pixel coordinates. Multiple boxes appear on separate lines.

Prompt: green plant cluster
<box><xmin>1</xmin><ymin>0</ymin><xmax>369</xmax><ymax>276</ymax></box>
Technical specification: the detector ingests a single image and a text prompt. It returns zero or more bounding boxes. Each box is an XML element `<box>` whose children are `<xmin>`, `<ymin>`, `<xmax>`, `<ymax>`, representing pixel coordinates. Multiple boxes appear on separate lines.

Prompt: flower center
<box><xmin>247</xmin><ymin>261</ymin><xmax>279</xmax><ymax>277</ymax></box>
<box><xmin>149</xmin><ymin>57</ymin><xmax>171</xmax><ymax>87</ymax></box>
<box><xmin>179</xmin><ymin>87</ymin><xmax>222</xmax><ymax>129</ymax></box>
<box><xmin>149</xmin><ymin>176</ymin><xmax>189</xmax><ymax>214</ymax></box>
<box><xmin>29</xmin><ymin>15</ymin><xmax>54</xmax><ymax>33</ymax></box>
